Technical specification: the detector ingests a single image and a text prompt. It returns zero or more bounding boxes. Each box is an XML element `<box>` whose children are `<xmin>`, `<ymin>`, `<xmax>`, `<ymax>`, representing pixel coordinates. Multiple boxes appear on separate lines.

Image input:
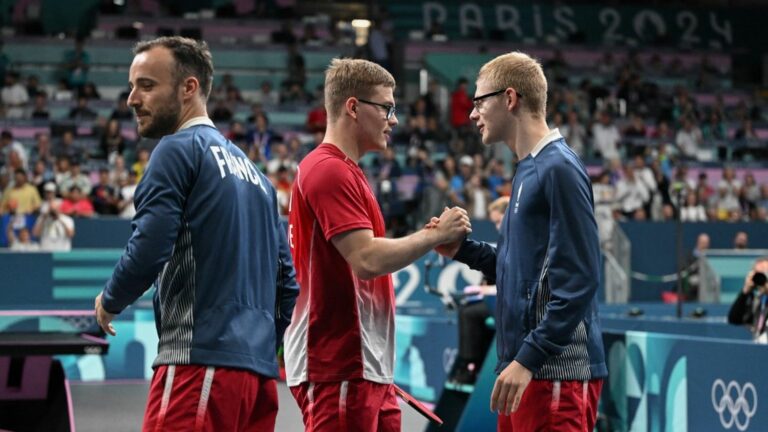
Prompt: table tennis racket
<box><xmin>393</xmin><ymin>384</ymin><xmax>443</xmax><ymax>426</ymax></box>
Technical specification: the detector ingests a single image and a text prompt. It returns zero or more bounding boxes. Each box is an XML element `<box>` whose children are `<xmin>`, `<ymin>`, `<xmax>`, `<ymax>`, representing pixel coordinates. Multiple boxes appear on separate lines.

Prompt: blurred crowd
<box><xmin>1</xmin><ymin>20</ymin><xmax>767</xmax><ymax>249</ymax></box>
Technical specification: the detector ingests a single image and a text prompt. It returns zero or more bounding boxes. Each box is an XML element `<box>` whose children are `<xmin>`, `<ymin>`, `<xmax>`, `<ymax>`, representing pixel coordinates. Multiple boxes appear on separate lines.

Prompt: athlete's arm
<box><xmin>332</xmin><ymin>207</ymin><xmax>471</xmax><ymax>280</ymax></box>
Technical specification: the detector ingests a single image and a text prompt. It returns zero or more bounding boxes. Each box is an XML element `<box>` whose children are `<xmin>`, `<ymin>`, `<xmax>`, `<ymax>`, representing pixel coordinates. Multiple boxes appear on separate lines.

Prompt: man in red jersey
<box><xmin>285</xmin><ymin>58</ymin><xmax>471</xmax><ymax>432</ymax></box>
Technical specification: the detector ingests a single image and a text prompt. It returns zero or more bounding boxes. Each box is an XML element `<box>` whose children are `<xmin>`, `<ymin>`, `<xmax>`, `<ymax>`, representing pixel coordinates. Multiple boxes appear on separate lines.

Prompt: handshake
<box><xmin>423</xmin><ymin>206</ymin><xmax>472</xmax><ymax>258</ymax></box>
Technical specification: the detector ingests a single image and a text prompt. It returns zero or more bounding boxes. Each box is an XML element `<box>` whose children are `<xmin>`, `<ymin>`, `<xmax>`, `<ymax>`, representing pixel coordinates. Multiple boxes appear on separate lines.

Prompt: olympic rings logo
<box><xmin>711</xmin><ymin>379</ymin><xmax>758</xmax><ymax>431</ymax></box>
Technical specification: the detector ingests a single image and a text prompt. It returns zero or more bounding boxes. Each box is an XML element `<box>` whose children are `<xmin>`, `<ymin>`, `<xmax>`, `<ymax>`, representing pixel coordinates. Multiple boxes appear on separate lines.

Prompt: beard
<box><xmin>137</xmin><ymin>96</ymin><xmax>182</xmax><ymax>139</ymax></box>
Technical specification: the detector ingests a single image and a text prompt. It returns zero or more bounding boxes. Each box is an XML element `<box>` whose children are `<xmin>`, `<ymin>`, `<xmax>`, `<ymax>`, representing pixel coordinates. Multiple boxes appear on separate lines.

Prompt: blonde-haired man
<box><xmin>436</xmin><ymin>52</ymin><xmax>606</xmax><ymax>431</ymax></box>
<box><xmin>284</xmin><ymin>58</ymin><xmax>472</xmax><ymax>431</ymax></box>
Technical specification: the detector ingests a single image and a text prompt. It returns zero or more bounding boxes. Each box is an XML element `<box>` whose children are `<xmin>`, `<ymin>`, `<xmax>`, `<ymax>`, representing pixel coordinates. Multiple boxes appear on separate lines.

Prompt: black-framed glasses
<box><xmin>472</xmin><ymin>89</ymin><xmax>522</xmax><ymax>111</ymax></box>
<box><xmin>358</xmin><ymin>98</ymin><xmax>396</xmax><ymax>120</ymax></box>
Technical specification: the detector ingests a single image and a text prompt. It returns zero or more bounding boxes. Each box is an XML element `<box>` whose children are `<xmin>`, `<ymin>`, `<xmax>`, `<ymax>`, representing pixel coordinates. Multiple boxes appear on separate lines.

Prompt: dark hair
<box><xmin>133</xmin><ymin>36</ymin><xmax>214</xmax><ymax>100</ymax></box>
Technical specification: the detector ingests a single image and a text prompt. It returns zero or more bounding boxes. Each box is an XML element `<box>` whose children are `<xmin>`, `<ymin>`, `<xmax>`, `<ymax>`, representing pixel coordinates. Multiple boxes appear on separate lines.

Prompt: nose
<box><xmin>127</xmin><ymin>87</ymin><xmax>140</xmax><ymax>109</ymax></box>
<box><xmin>469</xmin><ymin>106</ymin><xmax>479</xmax><ymax>122</ymax></box>
<box><xmin>389</xmin><ymin>113</ymin><xmax>399</xmax><ymax>127</ymax></box>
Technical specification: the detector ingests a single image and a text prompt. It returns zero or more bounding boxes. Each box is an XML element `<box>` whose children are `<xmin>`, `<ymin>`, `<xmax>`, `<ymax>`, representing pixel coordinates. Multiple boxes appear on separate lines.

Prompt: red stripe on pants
<box><xmin>497</xmin><ymin>379</ymin><xmax>603</xmax><ymax>432</ymax></box>
<box><xmin>290</xmin><ymin>379</ymin><xmax>402</xmax><ymax>431</ymax></box>
<box><xmin>142</xmin><ymin>365</ymin><xmax>278</xmax><ymax>432</ymax></box>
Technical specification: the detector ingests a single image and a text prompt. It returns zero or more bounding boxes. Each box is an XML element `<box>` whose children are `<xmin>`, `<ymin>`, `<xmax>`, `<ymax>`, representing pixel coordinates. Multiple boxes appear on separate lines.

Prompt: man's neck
<box><xmin>324</xmin><ymin>123</ymin><xmax>362</xmax><ymax>162</ymax></box>
<box><xmin>509</xmin><ymin>116</ymin><xmax>550</xmax><ymax>160</ymax></box>
<box><xmin>175</xmin><ymin>102</ymin><xmax>208</xmax><ymax>133</ymax></box>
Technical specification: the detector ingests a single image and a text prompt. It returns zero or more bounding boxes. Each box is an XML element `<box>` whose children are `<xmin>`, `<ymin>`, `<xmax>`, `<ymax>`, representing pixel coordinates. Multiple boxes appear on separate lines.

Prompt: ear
<box><xmin>182</xmin><ymin>77</ymin><xmax>200</xmax><ymax>100</ymax></box>
<box><xmin>345</xmin><ymin>97</ymin><xmax>357</xmax><ymax>119</ymax></box>
<box><xmin>505</xmin><ymin>88</ymin><xmax>519</xmax><ymax>112</ymax></box>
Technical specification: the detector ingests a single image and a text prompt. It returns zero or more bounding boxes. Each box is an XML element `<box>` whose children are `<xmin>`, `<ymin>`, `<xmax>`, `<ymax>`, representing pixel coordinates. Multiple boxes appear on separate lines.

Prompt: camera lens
<box><xmin>752</xmin><ymin>272</ymin><xmax>767</xmax><ymax>287</ymax></box>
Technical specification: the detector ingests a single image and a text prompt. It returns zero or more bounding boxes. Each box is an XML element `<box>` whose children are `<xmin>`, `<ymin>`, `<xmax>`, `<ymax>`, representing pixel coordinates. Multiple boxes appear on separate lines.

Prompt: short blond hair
<box><xmin>488</xmin><ymin>196</ymin><xmax>510</xmax><ymax>214</ymax></box>
<box><xmin>478</xmin><ymin>52</ymin><xmax>547</xmax><ymax>118</ymax></box>
<box><xmin>324</xmin><ymin>58</ymin><xmax>395</xmax><ymax>122</ymax></box>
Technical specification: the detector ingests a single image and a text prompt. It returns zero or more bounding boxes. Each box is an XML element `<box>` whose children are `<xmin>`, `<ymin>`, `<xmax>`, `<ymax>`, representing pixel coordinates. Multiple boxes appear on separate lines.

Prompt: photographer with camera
<box><xmin>728</xmin><ymin>257</ymin><xmax>768</xmax><ymax>343</ymax></box>
<box><xmin>32</xmin><ymin>182</ymin><xmax>75</xmax><ymax>251</ymax></box>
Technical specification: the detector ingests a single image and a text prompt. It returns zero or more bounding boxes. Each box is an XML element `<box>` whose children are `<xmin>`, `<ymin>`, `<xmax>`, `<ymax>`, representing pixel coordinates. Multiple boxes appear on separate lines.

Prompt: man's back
<box><xmin>103</xmin><ymin>123</ymin><xmax>285</xmax><ymax>377</ymax></box>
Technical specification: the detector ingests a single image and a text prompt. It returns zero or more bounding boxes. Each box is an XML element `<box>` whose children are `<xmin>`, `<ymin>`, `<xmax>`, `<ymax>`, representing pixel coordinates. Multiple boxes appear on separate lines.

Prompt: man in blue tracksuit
<box><xmin>94</xmin><ymin>36</ymin><xmax>298</xmax><ymax>431</ymax></box>
<box><xmin>435</xmin><ymin>52</ymin><xmax>606</xmax><ymax>431</ymax></box>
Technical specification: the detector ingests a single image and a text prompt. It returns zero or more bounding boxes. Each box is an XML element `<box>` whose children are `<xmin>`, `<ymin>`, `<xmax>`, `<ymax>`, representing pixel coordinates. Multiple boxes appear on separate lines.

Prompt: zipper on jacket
<box><xmin>275</xmin><ymin>259</ymin><xmax>283</xmax><ymax>320</ymax></box>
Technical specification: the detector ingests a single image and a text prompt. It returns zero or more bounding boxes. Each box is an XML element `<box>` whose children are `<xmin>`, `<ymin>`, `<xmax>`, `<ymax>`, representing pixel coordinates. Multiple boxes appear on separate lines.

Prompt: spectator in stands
<box><xmin>78</xmin><ymin>82</ymin><xmax>101</xmax><ymax>100</ymax></box>
<box><xmin>29</xmin><ymin>92</ymin><xmax>50</xmax><ymax>119</ymax></box>
<box><xmin>132</xmin><ymin>148</ymin><xmax>150</xmax><ymax>182</ymax></box>
<box><xmin>20</xmin><ymin>73</ymin><xmax>42</xmax><ymax>99</ymax></box>
<box><xmin>465</xmin><ymin>173</ymin><xmax>491</xmax><ymax>220</ymax></box>
<box><xmin>710</xmin><ymin>184</ymin><xmax>741</xmax><ymax>221</ymax></box>
<box><xmin>733</xmin><ymin>231</ymin><xmax>749</xmax><ymax>250</ymax></box>
<box><xmin>6</xmin><ymin>225</ymin><xmax>39</xmax><ymax>251</ymax></box>
<box><xmin>672</xmin><ymin>87</ymin><xmax>698</xmax><ymax>123</ymax></box>
<box><xmin>60</xmin><ymin>185</ymin><xmax>94</xmax><ymax>218</ymax></box>
<box><xmin>30</xmin><ymin>159</ymin><xmax>53</xmax><ymax>196</ymax></box>
<box><xmin>592</xmin><ymin>170</ymin><xmax>616</xmax><ymax>247</ymax></box>
<box><xmin>675</xmin><ymin>116</ymin><xmax>703</xmax><ymax>160</ymax></box>
<box><xmin>718</xmin><ymin>167</ymin><xmax>742</xmax><ymax>202</ymax></box>
<box><xmin>485</xmin><ymin>158</ymin><xmax>507</xmax><ymax>199</ymax></box>
<box><xmin>560</xmin><ymin>110</ymin><xmax>586</xmax><ymax>157</ymax></box>
<box><xmin>592</xmin><ymin>110</ymin><xmax>621</xmax><ymax>160</ymax></box>
<box><xmin>271</xmin><ymin>19</ymin><xmax>297</xmax><ymax>44</ymax></box>
<box><xmin>680</xmin><ymin>192</ymin><xmax>708</xmax><ymax>222</ymax></box>
<box><xmin>265</xmin><ymin>140</ymin><xmax>297</xmax><ymax>175</ymax></box>
<box><xmin>727</xmin><ymin>257</ymin><xmax>768</xmax><ymax>343</ymax></box>
<box><xmin>450</xmin><ymin>77</ymin><xmax>474</xmax><ymax>131</ymax></box>
<box><xmin>110</xmin><ymin>93</ymin><xmax>134</xmax><ymax>121</ymax></box>
<box><xmin>271</xmin><ymin>166</ymin><xmax>292</xmax><ymax>216</ymax></box>
<box><xmin>615</xmin><ymin>164</ymin><xmax>650</xmax><ymax>220</ymax></box>
<box><xmin>596</xmin><ymin>52</ymin><xmax>618</xmax><ymax>77</ymax></box>
<box><xmin>367</xmin><ymin>20</ymin><xmax>391</xmax><ymax>70</ymax></box>
<box><xmin>33</xmin><ymin>196</ymin><xmax>74</xmax><ymax>252</ymax></box>
<box><xmin>53</xmin><ymin>156</ymin><xmax>70</xmax><ymax>185</ymax></box>
<box><xmin>685</xmin><ymin>232</ymin><xmax>710</xmax><ymax>299</ymax></box>
<box><xmin>305</xmin><ymin>87</ymin><xmax>327</xmax><ymax>133</ymax></box>
<box><xmin>694</xmin><ymin>171</ymin><xmax>714</xmax><ymax>204</ymax></box>
<box><xmin>117</xmin><ymin>169</ymin><xmax>138</xmax><ymax>219</ymax></box>
<box><xmin>300</xmin><ymin>21</ymin><xmax>323</xmax><ymax>46</ymax></box>
<box><xmin>0</xmin><ymin>41</ymin><xmax>8</xmax><ymax>83</ymax></box>
<box><xmin>757</xmin><ymin>184</ymin><xmax>768</xmax><ymax>221</ymax></box>
<box><xmin>702</xmin><ymin>111</ymin><xmax>727</xmax><ymax>140</ymax></box>
<box><xmin>1</xmin><ymin>71</ymin><xmax>29</xmax><ymax>119</ymax></box>
<box><xmin>52</xmin><ymin>78</ymin><xmax>74</xmax><ymax>101</ymax></box>
<box><xmin>0</xmin><ymin>169</ymin><xmax>41</xmax><ymax>215</ymax></box>
<box><xmin>68</xmin><ymin>95</ymin><xmax>98</xmax><ymax>120</ymax></box>
<box><xmin>62</xmin><ymin>36</ymin><xmax>90</xmax><ymax>90</ymax></box>
<box><xmin>252</xmin><ymin>81</ymin><xmax>279</xmax><ymax>108</ymax></box>
<box><xmin>285</xmin><ymin>42</ymin><xmax>306</xmax><ymax>88</ymax></box>
<box><xmin>90</xmin><ymin>168</ymin><xmax>119</xmax><ymax>215</ymax></box>
<box><xmin>210</xmin><ymin>98</ymin><xmax>233</xmax><ymax>122</ymax></box>
<box><xmin>246</xmin><ymin>112</ymin><xmax>279</xmax><ymax>162</ymax></box>
<box><xmin>633</xmin><ymin>155</ymin><xmax>657</xmax><ymax>213</ymax></box>
<box><xmin>623</xmin><ymin>113</ymin><xmax>647</xmax><ymax>156</ymax></box>
<box><xmin>226</xmin><ymin>120</ymin><xmax>248</xmax><ymax>150</ymax></box>
<box><xmin>1</xmin><ymin>130</ymin><xmax>29</xmax><ymax>169</ymax></box>
<box><xmin>448</xmin><ymin>155</ymin><xmax>474</xmax><ymax>208</ymax></box>
<box><xmin>98</xmin><ymin>118</ymin><xmax>128</xmax><ymax>162</ymax></box>
<box><xmin>741</xmin><ymin>173</ymin><xmax>761</xmax><ymax>217</ymax></box>
<box><xmin>59</xmin><ymin>159</ymin><xmax>91</xmax><ymax>198</ymax></box>
<box><xmin>280</xmin><ymin>81</ymin><xmax>308</xmax><ymax>106</ymax></box>
<box><xmin>109</xmin><ymin>154</ymin><xmax>128</xmax><ymax>185</ymax></box>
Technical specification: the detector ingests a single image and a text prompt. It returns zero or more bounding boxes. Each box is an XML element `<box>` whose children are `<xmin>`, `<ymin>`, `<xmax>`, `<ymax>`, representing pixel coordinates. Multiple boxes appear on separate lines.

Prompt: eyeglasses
<box><xmin>358</xmin><ymin>98</ymin><xmax>396</xmax><ymax>120</ymax></box>
<box><xmin>472</xmin><ymin>89</ymin><xmax>522</xmax><ymax>111</ymax></box>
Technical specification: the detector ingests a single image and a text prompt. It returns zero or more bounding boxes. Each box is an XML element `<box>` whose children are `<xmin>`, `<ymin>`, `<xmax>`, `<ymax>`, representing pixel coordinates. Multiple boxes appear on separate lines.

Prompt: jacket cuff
<box><xmin>452</xmin><ymin>238</ymin><xmax>475</xmax><ymax>262</ymax></box>
<box><xmin>515</xmin><ymin>340</ymin><xmax>548</xmax><ymax>374</ymax></box>
<box><xmin>100</xmin><ymin>284</ymin><xmax>125</xmax><ymax>315</ymax></box>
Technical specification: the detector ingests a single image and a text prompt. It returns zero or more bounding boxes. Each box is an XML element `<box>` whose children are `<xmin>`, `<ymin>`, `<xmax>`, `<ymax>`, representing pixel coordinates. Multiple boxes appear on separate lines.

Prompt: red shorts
<box><xmin>497</xmin><ymin>379</ymin><xmax>603</xmax><ymax>432</ymax></box>
<box><xmin>290</xmin><ymin>379</ymin><xmax>401</xmax><ymax>431</ymax></box>
<box><xmin>142</xmin><ymin>364</ymin><xmax>278</xmax><ymax>432</ymax></box>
